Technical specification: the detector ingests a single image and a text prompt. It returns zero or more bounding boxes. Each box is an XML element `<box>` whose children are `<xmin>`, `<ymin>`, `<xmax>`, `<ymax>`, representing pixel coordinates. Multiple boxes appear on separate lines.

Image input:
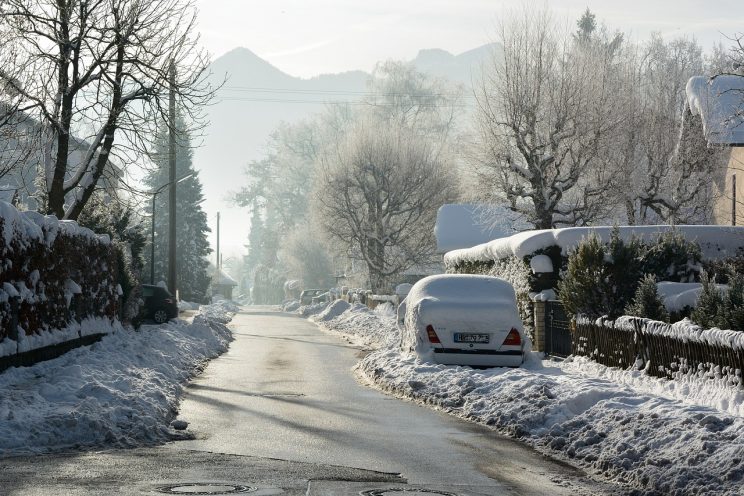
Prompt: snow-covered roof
<box><xmin>444</xmin><ymin>225</ymin><xmax>744</xmax><ymax>266</ymax></box>
<box><xmin>215</xmin><ymin>269</ymin><xmax>238</xmax><ymax>287</ymax></box>
<box><xmin>434</xmin><ymin>204</ymin><xmax>526</xmax><ymax>253</ymax></box>
<box><xmin>686</xmin><ymin>75</ymin><xmax>744</xmax><ymax>145</ymax></box>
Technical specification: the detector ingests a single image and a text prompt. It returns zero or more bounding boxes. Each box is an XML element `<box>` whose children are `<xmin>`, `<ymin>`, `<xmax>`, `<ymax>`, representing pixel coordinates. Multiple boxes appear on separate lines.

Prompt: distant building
<box><xmin>686</xmin><ymin>75</ymin><xmax>744</xmax><ymax>225</ymax></box>
<box><xmin>212</xmin><ymin>269</ymin><xmax>238</xmax><ymax>300</ymax></box>
<box><xmin>0</xmin><ymin>103</ymin><xmax>123</xmax><ymax>208</ymax></box>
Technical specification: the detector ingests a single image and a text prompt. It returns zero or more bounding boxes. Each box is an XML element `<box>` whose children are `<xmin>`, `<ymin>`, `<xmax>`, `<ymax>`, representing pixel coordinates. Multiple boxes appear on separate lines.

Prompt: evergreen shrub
<box><xmin>626</xmin><ymin>274</ymin><xmax>669</xmax><ymax>322</ymax></box>
<box><xmin>691</xmin><ymin>268</ymin><xmax>744</xmax><ymax>331</ymax></box>
<box><xmin>558</xmin><ymin>230</ymin><xmax>644</xmax><ymax>319</ymax></box>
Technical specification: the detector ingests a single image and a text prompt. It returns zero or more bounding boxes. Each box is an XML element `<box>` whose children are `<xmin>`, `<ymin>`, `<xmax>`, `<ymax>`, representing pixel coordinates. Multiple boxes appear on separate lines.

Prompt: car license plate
<box><xmin>454</xmin><ymin>333</ymin><xmax>489</xmax><ymax>344</ymax></box>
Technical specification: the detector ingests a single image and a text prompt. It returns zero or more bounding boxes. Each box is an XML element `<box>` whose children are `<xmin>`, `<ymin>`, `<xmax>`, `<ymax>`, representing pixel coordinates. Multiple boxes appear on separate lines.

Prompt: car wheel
<box><xmin>153</xmin><ymin>309</ymin><xmax>169</xmax><ymax>324</ymax></box>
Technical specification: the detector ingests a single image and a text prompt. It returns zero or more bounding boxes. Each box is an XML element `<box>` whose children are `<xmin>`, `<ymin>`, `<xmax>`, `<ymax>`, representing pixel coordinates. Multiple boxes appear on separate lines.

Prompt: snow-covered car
<box><xmin>398</xmin><ymin>274</ymin><xmax>526</xmax><ymax>367</ymax></box>
<box><xmin>300</xmin><ymin>289</ymin><xmax>327</xmax><ymax>305</ymax></box>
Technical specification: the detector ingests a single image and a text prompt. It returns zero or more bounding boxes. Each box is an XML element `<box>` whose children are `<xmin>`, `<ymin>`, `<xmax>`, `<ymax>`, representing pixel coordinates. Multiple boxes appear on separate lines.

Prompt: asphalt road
<box><xmin>166</xmin><ymin>306</ymin><xmax>616</xmax><ymax>495</ymax></box>
<box><xmin>0</xmin><ymin>306</ymin><xmax>623</xmax><ymax>495</ymax></box>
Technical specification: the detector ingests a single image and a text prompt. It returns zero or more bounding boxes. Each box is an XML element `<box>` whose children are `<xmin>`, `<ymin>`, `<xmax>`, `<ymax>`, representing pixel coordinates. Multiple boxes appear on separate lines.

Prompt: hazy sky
<box><xmin>192</xmin><ymin>0</ymin><xmax>744</xmax><ymax>260</ymax></box>
<box><xmin>195</xmin><ymin>0</ymin><xmax>744</xmax><ymax>78</ymax></box>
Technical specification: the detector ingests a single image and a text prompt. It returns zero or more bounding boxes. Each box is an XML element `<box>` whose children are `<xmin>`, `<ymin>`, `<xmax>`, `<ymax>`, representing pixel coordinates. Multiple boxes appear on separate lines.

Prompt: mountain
<box><xmin>192</xmin><ymin>45</ymin><xmax>496</xmax><ymax>255</ymax></box>
<box><xmin>411</xmin><ymin>43</ymin><xmax>498</xmax><ymax>85</ymax></box>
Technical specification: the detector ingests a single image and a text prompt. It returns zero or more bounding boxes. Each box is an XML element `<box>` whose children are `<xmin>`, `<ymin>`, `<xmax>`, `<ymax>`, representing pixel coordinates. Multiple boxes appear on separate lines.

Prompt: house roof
<box><xmin>686</xmin><ymin>75</ymin><xmax>744</xmax><ymax>146</ymax></box>
<box><xmin>434</xmin><ymin>203</ymin><xmax>528</xmax><ymax>254</ymax></box>
<box><xmin>215</xmin><ymin>269</ymin><xmax>238</xmax><ymax>287</ymax></box>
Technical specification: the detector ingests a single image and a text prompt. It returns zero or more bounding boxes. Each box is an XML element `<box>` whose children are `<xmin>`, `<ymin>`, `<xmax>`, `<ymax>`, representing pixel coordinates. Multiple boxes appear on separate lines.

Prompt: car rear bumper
<box><xmin>432</xmin><ymin>348</ymin><xmax>524</xmax><ymax>367</ymax></box>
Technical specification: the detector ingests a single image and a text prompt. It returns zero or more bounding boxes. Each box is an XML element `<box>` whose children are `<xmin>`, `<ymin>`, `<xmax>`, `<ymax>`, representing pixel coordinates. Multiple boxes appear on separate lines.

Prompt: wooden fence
<box><xmin>572</xmin><ymin>317</ymin><xmax>744</xmax><ymax>385</ymax></box>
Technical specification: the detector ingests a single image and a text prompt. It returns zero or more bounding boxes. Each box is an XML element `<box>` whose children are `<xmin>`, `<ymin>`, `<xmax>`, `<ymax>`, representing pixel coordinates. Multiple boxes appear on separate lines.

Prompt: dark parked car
<box><xmin>141</xmin><ymin>284</ymin><xmax>179</xmax><ymax>324</ymax></box>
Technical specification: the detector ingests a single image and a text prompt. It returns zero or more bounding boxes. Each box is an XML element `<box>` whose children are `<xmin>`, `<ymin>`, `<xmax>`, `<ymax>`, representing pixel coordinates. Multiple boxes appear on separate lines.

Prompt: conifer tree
<box><xmin>557</xmin><ymin>234</ymin><xmax>608</xmax><ymax>318</ymax></box>
<box><xmin>143</xmin><ymin>118</ymin><xmax>212</xmax><ymax>303</ymax></box>
<box><xmin>718</xmin><ymin>269</ymin><xmax>744</xmax><ymax>331</ymax></box>
<box><xmin>691</xmin><ymin>272</ymin><xmax>724</xmax><ymax>329</ymax></box>
<box><xmin>626</xmin><ymin>274</ymin><xmax>669</xmax><ymax>322</ymax></box>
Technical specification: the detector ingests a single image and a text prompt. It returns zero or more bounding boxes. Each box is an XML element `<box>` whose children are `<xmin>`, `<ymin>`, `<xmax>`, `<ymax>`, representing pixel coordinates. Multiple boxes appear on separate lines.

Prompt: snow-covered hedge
<box><xmin>447</xmin><ymin>226</ymin><xmax>744</xmax><ymax>330</ymax></box>
<box><xmin>0</xmin><ymin>202</ymin><xmax>119</xmax><ymax>354</ymax></box>
<box><xmin>444</xmin><ymin>225</ymin><xmax>744</xmax><ymax>266</ymax></box>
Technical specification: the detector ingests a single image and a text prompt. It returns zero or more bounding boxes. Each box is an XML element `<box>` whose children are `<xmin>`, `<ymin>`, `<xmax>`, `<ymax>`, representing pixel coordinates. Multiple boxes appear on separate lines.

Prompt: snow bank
<box><xmin>313</xmin><ymin>302</ymin><xmax>744</xmax><ymax>495</ymax></box>
<box><xmin>0</xmin><ymin>302</ymin><xmax>234</xmax><ymax>456</ymax></box>
<box><xmin>178</xmin><ymin>300</ymin><xmax>200</xmax><ymax>312</ymax></box>
<box><xmin>310</xmin><ymin>299</ymin><xmax>351</xmax><ymax>323</ymax></box>
<box><xmin>299</xmin><ymin>301</ymin><xmax>330</xmax><ymax>317</ymax></box>
<box><xmin>199</xmin><ymin>299</ymin><xmax>240</xmax><ymax>323</ymax></box>
<box><xmin>444</xmin><ymin>225</ymin><xmax>744</xmax><ymax>267</ymax></box>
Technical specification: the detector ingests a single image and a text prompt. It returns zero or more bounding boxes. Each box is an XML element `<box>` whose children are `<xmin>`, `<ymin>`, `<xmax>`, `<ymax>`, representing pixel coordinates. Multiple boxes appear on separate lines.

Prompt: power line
<box><xmin>216</xmin><ymin>96</ymin><xmax>472</xmax><ymax>108</ymax></box>
<box><xmin>219</xmin><ymin>85</ymin><xmax>476</xmax><ymax>99</ymax></box>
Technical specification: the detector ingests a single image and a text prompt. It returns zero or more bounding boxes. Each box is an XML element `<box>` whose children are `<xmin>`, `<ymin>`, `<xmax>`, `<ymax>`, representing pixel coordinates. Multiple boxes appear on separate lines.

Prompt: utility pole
<box><xmin>733</xmin><ymin>173</ymin><xmax>737</xmax><ymax>226</ymax></box>
<box><xmin>216</xmin><ymin>211</ymin><xmax>221</xmax><ymax>272</ymax></box>
<box><xmin>168</xmin><ymin>61</ymin><xmax>177</xmax><ymax>296</ymax></box>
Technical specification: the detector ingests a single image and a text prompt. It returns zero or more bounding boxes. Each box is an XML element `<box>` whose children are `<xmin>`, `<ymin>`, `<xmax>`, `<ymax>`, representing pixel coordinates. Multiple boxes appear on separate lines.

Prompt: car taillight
<box><xmin>426</xmin><ymin>325</ymin><xmax>441</xmax><ymax>344</ymax></box>
<box><xmin>502</xmin><ymin>328</ymin><xmax>521</xmax><ymax>346</ymax></box>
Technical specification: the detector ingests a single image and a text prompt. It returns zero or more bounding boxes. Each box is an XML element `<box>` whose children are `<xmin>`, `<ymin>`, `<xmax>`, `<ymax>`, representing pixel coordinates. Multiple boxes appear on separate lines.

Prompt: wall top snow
<box><xmin>0</xmin><ymin>201</ymin><xmax>110</xmax><ymax>249</ymax></box>
<box><xmin>444</xmin><ymin>225</ymin><xmax>744</xmax><ymax>266</ymax></box>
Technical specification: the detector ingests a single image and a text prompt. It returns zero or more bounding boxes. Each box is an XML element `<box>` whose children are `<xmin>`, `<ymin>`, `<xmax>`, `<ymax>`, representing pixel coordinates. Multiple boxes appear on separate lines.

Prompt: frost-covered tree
<box><xmin>143</xmin><ymin>119</ymin><xmax>211</xmax><ymax>303</ymax></box>
<box><xmin>611</xmin><ymin>35</ymin><xmax>726</xmax><ymax>224</ymax></box>
<box><xmin>471</xmin><ymin>7</ymin><xmax>623</xmax><ymax>229</ymax></box>
<box><xmin>279</xmin><ymin>223</ymin><xmax>335</xmax><ymax>289</ymax></box>
<box><xmin>237</xmin><ymin>62</ymin><xmax>462</xmax><ymax>290</ymax></box>
<box><xmin>315</xmin><ymin>123</ymin><xmax>458</xmax><ymax>292</ymax></box>
<box><xmin>0</xmin><ymin>0</ymin><xmax>212</xmax><ymax>220</ymax></box>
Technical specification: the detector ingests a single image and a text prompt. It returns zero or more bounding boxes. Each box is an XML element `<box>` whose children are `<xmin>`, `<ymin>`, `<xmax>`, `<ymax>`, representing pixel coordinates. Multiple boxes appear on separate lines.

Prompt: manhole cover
<box><xmin>157</xmin><ymin>483</ymin><xmax>255</xmax><ymax>495</ymax></box>
<box><xmin>361</xmin><ymin>489</ymin><xmax>457</xmax><ymax>496</ymax></box>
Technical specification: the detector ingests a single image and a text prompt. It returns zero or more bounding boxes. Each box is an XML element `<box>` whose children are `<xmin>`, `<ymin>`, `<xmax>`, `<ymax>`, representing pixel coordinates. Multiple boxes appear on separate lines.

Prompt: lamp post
<box><xmin>149</xmin><ymin>173</ymin><xmax>193</xmax><ymax>285</ymax></box>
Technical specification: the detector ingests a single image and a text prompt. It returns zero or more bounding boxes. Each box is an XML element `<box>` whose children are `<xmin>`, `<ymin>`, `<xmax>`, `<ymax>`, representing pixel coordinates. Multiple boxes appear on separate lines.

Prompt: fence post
<box><xmin>533</xmin><ymin>301</ymin><xmax>546</xmax><ymax>353</ymax></box>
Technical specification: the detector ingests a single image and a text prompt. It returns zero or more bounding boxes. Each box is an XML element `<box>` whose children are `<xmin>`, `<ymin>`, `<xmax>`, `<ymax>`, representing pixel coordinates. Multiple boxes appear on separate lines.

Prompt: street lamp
<box><xmin>149</xmin><ymin>173</ymin><xmax>193</xmax><ymax>285</ymax></box>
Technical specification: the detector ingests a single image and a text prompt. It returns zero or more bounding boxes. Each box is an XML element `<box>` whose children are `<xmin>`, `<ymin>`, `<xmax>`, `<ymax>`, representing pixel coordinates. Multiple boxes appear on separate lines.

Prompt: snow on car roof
<box><xmin>409</xmin><ymin>274</ymin><xmax>516</xmax><ymax>303</ymax></box>
<box><xmin>444</xmin><ymin>225</ymin><xmax>744</xmax><ymax>265</ymax></box>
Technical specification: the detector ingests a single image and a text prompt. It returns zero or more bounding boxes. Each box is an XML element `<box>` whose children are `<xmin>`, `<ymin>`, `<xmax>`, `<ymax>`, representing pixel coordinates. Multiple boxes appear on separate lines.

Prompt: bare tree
<box><xmin>471</xmin><ymin>8</ymin><xmax>623</xmax><ymax>229</ymax></box>
<box><xmin>0</xmin><ymin>0</ymin><xmax>213</xmax><ymax>219</ymax></box>
<box><xmin>314</xmin><ymin>123</ymin><xmax>458</xmax><ymax>292</ymax></box>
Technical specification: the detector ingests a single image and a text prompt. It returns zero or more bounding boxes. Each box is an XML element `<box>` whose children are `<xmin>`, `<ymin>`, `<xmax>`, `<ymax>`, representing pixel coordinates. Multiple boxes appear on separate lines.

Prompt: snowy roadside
<box><xmin>0</xmin><ymin>300</ymin><xmax>237</xmax><ymax>457</ymax></box>
<box><xmin>309</xmin><ymin>301</ymin><xmax>744</xmax><ymax>496</ymax></box>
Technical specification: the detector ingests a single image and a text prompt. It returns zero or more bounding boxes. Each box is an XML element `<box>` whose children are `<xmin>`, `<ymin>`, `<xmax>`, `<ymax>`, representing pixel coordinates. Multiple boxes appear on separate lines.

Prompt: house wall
<box><xmin>713</xmin><ymin>148</ymin><xmax>744</xmax><ymax>225</ymax></box>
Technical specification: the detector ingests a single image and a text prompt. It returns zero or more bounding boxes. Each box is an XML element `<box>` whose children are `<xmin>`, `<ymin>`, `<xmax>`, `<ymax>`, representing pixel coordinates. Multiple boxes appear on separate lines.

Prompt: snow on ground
<box><xmin>0</xmin><ymin>302</ymin><xmax>236</xmax><ymax>456</ymax></box>
<box><xmin>312</xmin><ymin>302</ymin><xmax>744</xmax><ymax>496</ymax></box>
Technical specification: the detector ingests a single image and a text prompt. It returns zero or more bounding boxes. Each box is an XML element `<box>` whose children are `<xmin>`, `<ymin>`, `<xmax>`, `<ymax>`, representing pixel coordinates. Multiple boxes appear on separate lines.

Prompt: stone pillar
<box><xmin>533</xmin><ymin>300</ymin><xmax>546</xmax><ymax>353</ymax></box>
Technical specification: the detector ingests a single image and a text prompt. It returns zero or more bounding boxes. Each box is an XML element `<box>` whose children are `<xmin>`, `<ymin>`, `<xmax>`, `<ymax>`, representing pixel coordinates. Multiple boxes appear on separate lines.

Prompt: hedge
<box><xmin>0</xmin><ymin>202</ymin><xmax>120</xmax><ymax>354</ymax></box>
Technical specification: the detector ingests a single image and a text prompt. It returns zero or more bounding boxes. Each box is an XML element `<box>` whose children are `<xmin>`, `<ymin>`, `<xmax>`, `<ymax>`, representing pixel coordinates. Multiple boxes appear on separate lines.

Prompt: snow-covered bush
<box><xmin>0</xmin><ymin>202</ymin><xmax>120</xmax><ymax>346</ymax></box>
<box><xmin>559</xmin><ymin>230</ymin><xmax>645</xmax><ymax>319</ymax></box>
<box><xmin>641</xmin><ymin>229</ymin><xmax>702</xmax><ymax>282</ymax></box>
<box><xmin>558</xmin><ymin>229</ymin><xmax>710</xmax><ymax>320</ymax></box>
